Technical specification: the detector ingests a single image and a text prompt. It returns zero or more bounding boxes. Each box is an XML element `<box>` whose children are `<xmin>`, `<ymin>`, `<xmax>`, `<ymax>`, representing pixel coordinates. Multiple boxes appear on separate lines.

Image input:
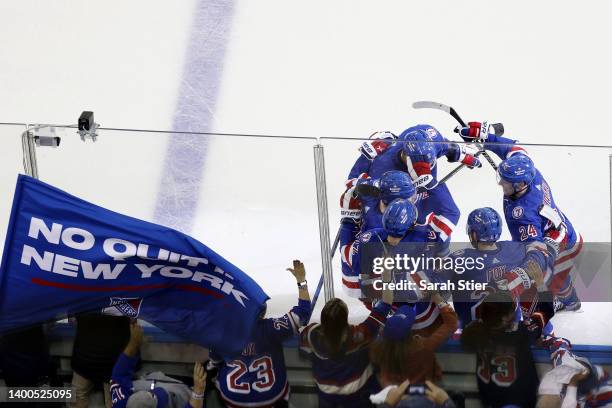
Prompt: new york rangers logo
<box><xmin>425</xmin><ymin>128</ymin><xmax>437</xmax><ymax>139</ymax></box>
<box><xmin>109</xmin><ymin>297</ymin><xmax>143</xmax><ymax>318</ymax></box>
<box><xmin>512</xmin><ymin>206</ymin><xmax>524</xmax><ymax>219</ymax></box>
<box><xmin>360</xmin><ymin>231</ymin><xmax>372</xmax><ymax>243</ymax></box>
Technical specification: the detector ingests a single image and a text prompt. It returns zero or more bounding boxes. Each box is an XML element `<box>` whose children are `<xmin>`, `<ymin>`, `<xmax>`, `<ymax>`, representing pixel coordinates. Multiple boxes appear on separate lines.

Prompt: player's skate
<box><xmin>553</xmin><ymin>288</ymin><xmax>582</xmax><ymax>313</ymax></box>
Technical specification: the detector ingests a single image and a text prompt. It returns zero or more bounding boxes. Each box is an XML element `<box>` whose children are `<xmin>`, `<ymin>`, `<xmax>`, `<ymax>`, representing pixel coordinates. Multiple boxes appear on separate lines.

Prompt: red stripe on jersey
<box><xmin>554</xmin><ymin>236</ymin><xmax>583</xmax><ymax>265</ymax></box>
<box><xmin>412</xmin><ymin>161</ymin><xmax>432</xmax><ymax>176</ymax></box>
<box><xmin>430</xmin><ymin>215</ymin><xmax>453</xmax><ymax>237</ymax></box>
<box><xmin>343</xmin><ymin>244</ymin><xmax>353</xmax><ymax>266</ymax></box>
<box><xmin>342</xmin><ymin>278</ymin><xmax>360</xmax><ymax>289</ymax></box>
<box><xmin>507</xmin><ymin>146</ymin><xmax>528</xmax><ymax>157</ymax></box>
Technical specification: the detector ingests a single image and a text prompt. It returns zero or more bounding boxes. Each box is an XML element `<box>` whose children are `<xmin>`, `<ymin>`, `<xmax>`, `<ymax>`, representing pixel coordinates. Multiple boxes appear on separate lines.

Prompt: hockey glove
<box><xmin>497</xmin><ymin>266</ymin><xmax>532</xmax><ymax>298</ymax></box>
<box><xmin>543</xmin><ymin>223</ymin><xmax>569</xmax><ymax>255</ymax></box>
<box><xmin>446</xmin><ymin>143</ymin><xmax>482</xmax><ymax>168</ymax></box>
<box><xmin>456</xmin><ymin>121</ymin><xmax>491</xmax><ymax>142</ymax></box>
<box><xmin>340</xmin><ymin>173</ymin><xmax>369</xmax><ymax>223</ymax></box>
<box><xmin>359</xmin><ymin>131</ymin><xmax>395</xmax><ymax>161</ymax></box>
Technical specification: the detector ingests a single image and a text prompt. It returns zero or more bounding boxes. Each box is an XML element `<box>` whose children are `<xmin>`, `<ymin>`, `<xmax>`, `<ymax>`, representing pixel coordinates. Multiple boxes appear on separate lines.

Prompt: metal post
<box><xmin>609</xmin><ymin>154</ymin><xmax>611</xmax><ymax>289</ymax></box>
<box><xmin>21</xmin><ymin>128</ymin><xmax>39</xmax><ymax>178</ymax></box>
<box><xmin>313</xmin><ymin>144</ymin><xmax>335</xmax><ymax>302</ymax></box>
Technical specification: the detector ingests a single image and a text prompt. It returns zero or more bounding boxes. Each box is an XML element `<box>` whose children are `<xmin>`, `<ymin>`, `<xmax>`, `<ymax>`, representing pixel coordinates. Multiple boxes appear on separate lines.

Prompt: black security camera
<box><xmin>78</xmin><ymin>111</ymin><xmax>95</xmax><ymax>131</ymax></box>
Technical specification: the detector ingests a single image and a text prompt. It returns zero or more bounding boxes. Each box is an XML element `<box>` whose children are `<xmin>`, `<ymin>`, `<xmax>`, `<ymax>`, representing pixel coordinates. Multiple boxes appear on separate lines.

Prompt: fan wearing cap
<box><xmin>370</xmin><ymin>293</ymin><xmax>458</xmax><ymax>388</ymax></box>
<box><xmin>109</xmin><ymin>322</ymin><xmax>206</xmax><ymax>408</ymax></box>
<box><xmin>458</xmin><ymin>122</ymin><xmax>582</xmax><ymax>312</ymax></box>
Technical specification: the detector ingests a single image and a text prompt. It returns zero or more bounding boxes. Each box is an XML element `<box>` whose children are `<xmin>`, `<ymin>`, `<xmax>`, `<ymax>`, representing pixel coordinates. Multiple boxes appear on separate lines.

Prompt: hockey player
<box><xmin>448</xmin><ymin>207</ymin><xmax>556</xmax><ymax>328</ymax></box>
<box><xmin>368</xmin><ymin>125</ymin><xmax>481</xmax><ymax>243</ymax></box>
<box><xmin>343</xmin><ymin>199</ymin><xmax>427</xmax><ymax>296</ymax></box>
<box><xmin>460</xmin><ymin>290</ymin><xmax>555</xmax><ymax>408</ymax></box>
<box><xmin>458</xmin><ymin>122</ymin><xmax>582</xmax><ymax>311</ymax></box>
<box><xmin>361</xmin><ymin>170</ymin><xmax>417</xmax><ymax>231</ymax></box>
<box><xmin>207</xmin><ymin>260</ymin><xmax>311</xmax><ymax>408</ymax></box>
<box><xmin>339</xmin><ymin>170</ymin><xmax>416</xmax><ymax>269</ymax></box>
<box><xmin>343</xmin><ymin>199</ymin><xmax>446</xmax><ymax>331</ymax></box>
<box><xmin>346</xmin><ymin>131</ymin><xmax>397</xmax><ymax>180</ymax></box>
<box><xmin>340</xmin><ymin>125</ymin><xmax>480</xmax><ymax>248</ymax></box>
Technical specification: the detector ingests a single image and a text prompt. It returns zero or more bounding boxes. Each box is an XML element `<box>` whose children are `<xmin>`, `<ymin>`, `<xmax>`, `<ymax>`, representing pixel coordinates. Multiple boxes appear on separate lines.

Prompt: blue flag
<box><xmin>0</xmin><ymin>175</ymin><xmax>269</xmax><ymax>357</ymax></box>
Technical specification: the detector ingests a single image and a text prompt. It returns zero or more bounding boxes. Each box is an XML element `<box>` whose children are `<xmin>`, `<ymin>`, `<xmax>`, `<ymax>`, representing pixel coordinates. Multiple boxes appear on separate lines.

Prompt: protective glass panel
<box><xmin>321</xmin><ymin>135</ymin><xmax>612</xmax><ymax>345</ymax></box>
<box><xmin>13</xmin><ymin>126</ymin><xmax>321</xmax><ymax>317</ymax></box>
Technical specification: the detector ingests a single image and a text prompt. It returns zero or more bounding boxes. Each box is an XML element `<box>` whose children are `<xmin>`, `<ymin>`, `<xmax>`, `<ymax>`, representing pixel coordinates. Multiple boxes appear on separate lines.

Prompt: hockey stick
<box><xmin>311</xmin><ymin>228</ymin><xmax>340</xmax><ymax>313</ymax></box>
<box><xmin>412</xmin><ymin>101</ymin><xmax>505</xmax><ymax>136</ymax></box>
<box><xmin>411</xmin><ymin>101</ymin><xmax>499</xmax><ymax>171</ymax></box>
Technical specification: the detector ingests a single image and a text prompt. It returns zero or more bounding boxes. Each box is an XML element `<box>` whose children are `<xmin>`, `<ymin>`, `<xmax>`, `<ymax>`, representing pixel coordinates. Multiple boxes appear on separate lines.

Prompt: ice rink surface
<box><xmin>1</xmin><ymin>0</ymin><xmax>611</xmax><ymax>344</ymax></box>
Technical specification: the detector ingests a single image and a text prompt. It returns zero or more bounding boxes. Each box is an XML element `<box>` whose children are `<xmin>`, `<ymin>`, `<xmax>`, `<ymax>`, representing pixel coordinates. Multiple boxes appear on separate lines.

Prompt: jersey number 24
<box><xmin>519</xmin><ymin>225</ymin><xmax>538</xmax><ymax>241</ymax></box>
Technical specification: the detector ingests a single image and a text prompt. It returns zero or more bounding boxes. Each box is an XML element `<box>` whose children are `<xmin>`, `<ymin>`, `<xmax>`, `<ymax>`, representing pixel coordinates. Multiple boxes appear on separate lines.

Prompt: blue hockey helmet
<box><xmin>497</xmin><ymin>154</ymin><xmax>536</xmax><ymax>187</ymax></box>
<box><xmin>379</xmin><ymin>171</ymin><xmax>416</xmax><ymax>205</ymax></box>
<box><xmin>382</xmin><ymin>199</ymin><xmax>418</xmax><ymax>238</ymax></box>
<box><xmin>399</xmin><ymin>129</ymin><xmax>436</xmax><ymax>168</ymax></box>
<box><xmin>466</xmin><ymin>207</ymin><xmax>502</xmax><ymax>242</ymax></box>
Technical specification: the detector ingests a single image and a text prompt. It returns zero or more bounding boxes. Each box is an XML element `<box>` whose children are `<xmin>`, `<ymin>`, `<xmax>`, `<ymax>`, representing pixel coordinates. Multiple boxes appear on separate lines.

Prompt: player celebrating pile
<box><xmin>368</xmin><ymin>125</ymin><xmax>481</xmax><ymax>242</ymax></box>
<box><xmin>459</xmin><ymin>122</ymin><xmax>583</xmax><ymax>311</ymax></box>
<box><xmin>340</xmin><ymin>125</ymin><xmax>481</xmax><ymax>250</ymax></box>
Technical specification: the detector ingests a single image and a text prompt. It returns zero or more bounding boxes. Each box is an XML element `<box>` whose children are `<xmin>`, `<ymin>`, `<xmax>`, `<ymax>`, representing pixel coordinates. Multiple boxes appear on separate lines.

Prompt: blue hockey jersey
<box><xmin>447</xmin><ymin>239</ymin><xmax>557</xmax><ymax>328</ymax></box>
<box><xmin>369</xmin><ymin>124</ymin><xmax>454</xmax><ymax>182</ymax></box>
<box><xmin>340</xmin><ymin>227</ymin><xmax>447</xmax><ymax>330</ymax></box>
<box><xmin>209</xmin><ymin>299</ymin><xmax>311</xmax><ymax>407</ymax></box>
<box><xmin>485</xmin><ymin>134</ymin><xmax>577</xmax><ymax>249</ymax></box>
<box><xmin>365</xmin><ymin>125</ymin><xmax>461</xmax><ymax>242</ymax></box>
<box><xmin>341</xmin><ymin>227</ymin><xmax>442</xmax><ymax>299</ymax></box>
<box><xmin>447</xmin><ymin>242</ymin><xmax>529</xmax><ymax>327</ymax></box>
<box><xmin>502</xmin><ymin>168</ymin><xmax>577</xmax><ymax>248</ymax></box>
